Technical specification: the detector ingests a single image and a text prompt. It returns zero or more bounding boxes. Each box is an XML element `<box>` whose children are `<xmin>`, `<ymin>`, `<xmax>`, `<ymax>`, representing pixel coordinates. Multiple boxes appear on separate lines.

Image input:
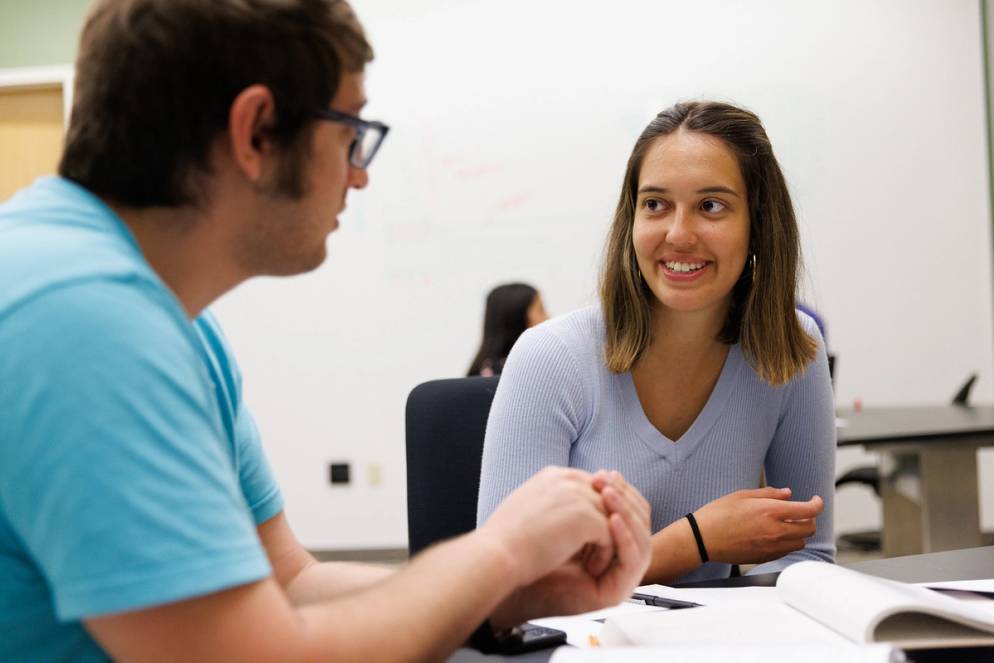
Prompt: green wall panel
<box><xmin>0</xmin><ymin>0</ymin><xmax>93</xmax><ymax>69</ymax></box>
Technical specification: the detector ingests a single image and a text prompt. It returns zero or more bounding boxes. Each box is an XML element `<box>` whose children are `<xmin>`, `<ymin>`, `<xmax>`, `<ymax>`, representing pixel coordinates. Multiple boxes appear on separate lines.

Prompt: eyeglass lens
<box><xmin>350</xmin><ymin>129</ymin><xmax>375</xmax><ymax>168</ymax></box>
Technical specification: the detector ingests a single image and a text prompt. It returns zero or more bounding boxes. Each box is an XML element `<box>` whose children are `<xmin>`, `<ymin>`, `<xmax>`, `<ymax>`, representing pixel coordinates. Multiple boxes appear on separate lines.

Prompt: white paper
<box><xmin>529</xmin><ymin>601</ymin><xmax>663</xmax><ymax>648</ymax></box>
<box><xmin>530</xmin><ymin>584</ymin><xmax>778</xmax><ymax>648</ymax></box>
<box><xmin>550</xmin><ymin>643</ymin><xmax>905</xmax><ymax>663</ymax></box>
<box><xmin>600</xmin><ymin>566</ymin><xmax>994</xmax><ymax>653</ymax></box>
<box><xmin>598</xmin><ymin>601</ymin><xmax>854</xmax><ymax>648</ymax></box>
<box><xmin>635</xmin><ymin>583</ymin><xmax>781</xmax><ymax>605</ymax></box>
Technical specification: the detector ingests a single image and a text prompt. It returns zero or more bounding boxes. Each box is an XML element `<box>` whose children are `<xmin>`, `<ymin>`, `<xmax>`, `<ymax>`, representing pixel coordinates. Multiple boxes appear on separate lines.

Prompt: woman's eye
<box><xmin>701</xmin><ymin>199</ymin><xmax>726</xmax><ymax>214</ymax></box>
<box><xmin>644</xmin><ymin>198</ymin><xmax>666</xmax><ymax>213</ymax></box>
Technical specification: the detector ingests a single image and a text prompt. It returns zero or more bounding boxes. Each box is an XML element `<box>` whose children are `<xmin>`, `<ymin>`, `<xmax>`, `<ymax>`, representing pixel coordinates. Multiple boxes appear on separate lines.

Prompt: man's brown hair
<box><xmin>59</xmin><ymin>0</ymin><xmax>373</xmax><ymax>207</ymax></box>
<box><xmin>600</xmin><ymin>101</ymin><xmax>817</xmax><ymax>386</ymax></box>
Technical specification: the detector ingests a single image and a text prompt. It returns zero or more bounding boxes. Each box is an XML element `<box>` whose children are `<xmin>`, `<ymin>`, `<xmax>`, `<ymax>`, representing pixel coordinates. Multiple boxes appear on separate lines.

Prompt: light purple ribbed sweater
<box><xmin>476</xmin><ymin>305</ymin><xmax>836</xmax><ymax>583</ymax></box>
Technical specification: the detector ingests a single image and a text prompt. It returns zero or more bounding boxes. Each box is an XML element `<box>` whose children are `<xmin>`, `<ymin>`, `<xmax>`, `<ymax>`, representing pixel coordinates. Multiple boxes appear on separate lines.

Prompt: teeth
<box><xmin>664</xmin><ymin>261</ymin><xmax>706</xmax><ymax>273</ymax></box>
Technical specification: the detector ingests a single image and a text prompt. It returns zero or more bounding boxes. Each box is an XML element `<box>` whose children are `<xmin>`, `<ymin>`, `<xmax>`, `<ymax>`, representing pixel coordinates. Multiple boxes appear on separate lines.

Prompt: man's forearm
<box><xmin>292</xmin><ymin>530</ymin><xmax>517</xmax><ymax>662</ymax></box>
<box><xmin>85</xmin><ymin>529</ymin><xmax>519</xmax><ymax>663</ymax></box>
<box><xmin>286</xmin><ymin>560</ymin><xmax>395</xmax><ymax>605</ymax></box>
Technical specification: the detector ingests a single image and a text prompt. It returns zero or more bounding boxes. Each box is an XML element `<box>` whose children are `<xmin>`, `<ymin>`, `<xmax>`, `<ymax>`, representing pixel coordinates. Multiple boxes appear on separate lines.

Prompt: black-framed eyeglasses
<box><xmin>311</xmin><ymin>108</ymin><xmax>389</xmax><ymax>170</ymax></box>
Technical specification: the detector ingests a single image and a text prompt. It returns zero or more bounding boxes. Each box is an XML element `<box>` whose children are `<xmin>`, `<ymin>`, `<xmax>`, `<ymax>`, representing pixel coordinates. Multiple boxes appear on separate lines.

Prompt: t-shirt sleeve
<box><xmin>752</xmin><ymin>313</ymin><xmax>837</xmax><ymax>573</ymax></box>
<box><xmin>233</xmin><ymin>405</ymin><xmax>283</xmax><ymax>525</ymax></box>
<box><xmin>476</xmin><ymin>326</ymin><xmax>588</xmax><ymax>526</ymax></box>
<box><xmin>0</xmin><ymin>280</ymin><xmax>272</xmax><ymax>621</ymax></box>
<box><xmin>195</xmin><ymin>312</ymin><xmax>283</xmax><ymax>527</ymax></box>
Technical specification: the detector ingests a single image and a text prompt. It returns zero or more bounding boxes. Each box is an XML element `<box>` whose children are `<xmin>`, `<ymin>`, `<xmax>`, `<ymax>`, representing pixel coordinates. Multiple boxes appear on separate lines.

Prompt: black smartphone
<box><xmin>492</xmin><ymin>622</ymin><xmax>567</xmax><ymax>655</ymax></box>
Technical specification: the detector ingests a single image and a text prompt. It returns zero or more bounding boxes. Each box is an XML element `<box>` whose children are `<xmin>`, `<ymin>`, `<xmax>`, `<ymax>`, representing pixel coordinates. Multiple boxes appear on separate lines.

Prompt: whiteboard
<box><xmin>213</xmin><ymin>0</ymin><xmax>994</xmax><ymax>548</ymax></box>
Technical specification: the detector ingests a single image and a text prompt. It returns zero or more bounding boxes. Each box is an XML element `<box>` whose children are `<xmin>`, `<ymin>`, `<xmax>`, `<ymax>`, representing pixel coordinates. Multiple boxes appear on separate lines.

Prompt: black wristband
<box><xmin>468</xmin><ymin>620</ymin><xmax>521</xmax><ymax>654</ymax></box>
<box><xmin>685</xmin><ymin>512</ymin><xmax>709</xmax><ymax>563</ymax></box>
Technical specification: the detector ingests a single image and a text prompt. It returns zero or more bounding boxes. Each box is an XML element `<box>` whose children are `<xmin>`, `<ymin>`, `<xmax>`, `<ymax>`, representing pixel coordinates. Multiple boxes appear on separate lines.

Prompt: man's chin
<box><xmin>261</xmin><ymin>244</ymin><xmax>328</xmax><ymax>277</ymax></box>
<box><xmin>297</xmin><ymin>244</ymin><xmax>329</xmax><ymax>274</ymax></box>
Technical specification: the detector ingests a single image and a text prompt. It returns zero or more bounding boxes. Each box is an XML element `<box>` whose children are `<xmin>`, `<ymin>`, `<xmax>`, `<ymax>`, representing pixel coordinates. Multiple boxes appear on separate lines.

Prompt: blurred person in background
<box><xmin>468</xmin><ymin>282</ymin><xmax>549</xmax><ymax>377</ymax></box>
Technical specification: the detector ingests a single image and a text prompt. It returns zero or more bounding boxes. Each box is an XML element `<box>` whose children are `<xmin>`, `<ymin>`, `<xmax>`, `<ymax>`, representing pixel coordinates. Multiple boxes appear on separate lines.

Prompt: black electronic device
<box><xmin>494</xmin><ymin>623</ymin><xmax>567</xmax><ymax>654</ymax></box>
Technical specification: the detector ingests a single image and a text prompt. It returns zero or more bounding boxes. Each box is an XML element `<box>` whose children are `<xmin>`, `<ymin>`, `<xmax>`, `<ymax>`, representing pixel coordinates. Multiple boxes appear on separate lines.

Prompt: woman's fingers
<box><xmin>764</xmin><ymin>495</ymin><xmax>823</xmax><ymax>522</ymax></box>
<box><xmin>773</xmin><ymin>518</ymin><xmax>817</xmax><ymax>540</ymax></box>
<box><xmin>735</xmin><ymin>486</ymin><xmax>792</xmax><ymax>501</ymax></box>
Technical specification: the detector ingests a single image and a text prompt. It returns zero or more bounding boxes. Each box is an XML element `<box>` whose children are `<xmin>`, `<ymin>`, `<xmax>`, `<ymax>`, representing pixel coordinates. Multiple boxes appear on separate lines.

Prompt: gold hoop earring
<box><xmin>632</xmin><ymin>257</ymin><xmax>645</xmax><ymax>284</ymax></box>
<box><xmin>736</xmin><ymin>253</ymin><xmax>757</xmax><ymax>284</ymax></box>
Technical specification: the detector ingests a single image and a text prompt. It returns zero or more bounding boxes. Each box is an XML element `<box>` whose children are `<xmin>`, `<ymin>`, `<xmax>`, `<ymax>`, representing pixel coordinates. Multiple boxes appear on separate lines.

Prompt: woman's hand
<box><xmin>692</xmin><ymin>487</ymin><xmax>823</xmax><ymax>564</ymax></box>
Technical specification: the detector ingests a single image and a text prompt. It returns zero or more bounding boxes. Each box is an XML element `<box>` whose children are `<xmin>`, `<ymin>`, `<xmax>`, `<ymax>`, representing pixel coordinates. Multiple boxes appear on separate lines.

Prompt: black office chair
<box><xmin>405</xmin><ymin>376</ymin><xmax>500</xmax><ymax>556</ymax></box>
<box><xmin>835</xmin><ymin>373</ymin><xmax>978</xmax><ymax>552</ymax></box>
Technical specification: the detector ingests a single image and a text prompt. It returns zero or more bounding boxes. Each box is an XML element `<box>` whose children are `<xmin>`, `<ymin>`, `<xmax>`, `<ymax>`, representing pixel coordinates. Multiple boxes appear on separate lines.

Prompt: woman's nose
<box><xmin>665</xmin><ymin>207</ymin><xmax>697</xmax><ymax>248</ymax></box>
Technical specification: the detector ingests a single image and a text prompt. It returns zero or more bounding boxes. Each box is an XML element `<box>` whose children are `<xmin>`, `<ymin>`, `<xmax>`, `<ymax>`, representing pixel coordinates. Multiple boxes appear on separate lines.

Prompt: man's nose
<box><xmin>349</xmin><ymin>165</ymin><xmax>369</xmax><ymax>190</ymax></box>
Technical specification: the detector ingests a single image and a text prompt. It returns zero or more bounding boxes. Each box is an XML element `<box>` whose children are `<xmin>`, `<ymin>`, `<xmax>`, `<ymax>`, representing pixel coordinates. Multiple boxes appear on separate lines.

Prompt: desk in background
<box><xmin>837</xmin><ymin>404</ymin><xmax>994</xmax><ymax>557</ymax></box>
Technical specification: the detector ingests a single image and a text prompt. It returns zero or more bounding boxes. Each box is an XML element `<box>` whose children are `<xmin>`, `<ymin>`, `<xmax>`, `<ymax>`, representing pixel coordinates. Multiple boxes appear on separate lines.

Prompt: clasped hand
<box><xmin>484</xmin><ymin>467</ymin><xmax>652</xmax><ymax>628</ymax></box>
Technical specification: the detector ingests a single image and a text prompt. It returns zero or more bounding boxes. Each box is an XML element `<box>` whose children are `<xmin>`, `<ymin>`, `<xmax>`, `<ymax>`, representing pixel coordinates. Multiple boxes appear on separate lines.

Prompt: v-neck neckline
<box><xmin>620</xmin><ymin>343</ymin><xmax>744</xmax><ymax>462</ymax></box>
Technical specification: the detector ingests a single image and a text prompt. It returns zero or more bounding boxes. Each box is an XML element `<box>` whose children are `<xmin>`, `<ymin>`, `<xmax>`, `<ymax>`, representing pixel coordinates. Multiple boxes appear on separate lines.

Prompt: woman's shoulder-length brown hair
<box><xmin>599</xmin><ymin>100</ymin><xmax>817</xmax><ymax>386</ymax></box>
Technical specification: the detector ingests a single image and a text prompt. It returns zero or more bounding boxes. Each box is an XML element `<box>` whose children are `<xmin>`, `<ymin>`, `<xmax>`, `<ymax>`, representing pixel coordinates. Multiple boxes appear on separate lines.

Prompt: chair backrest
<box><xmin>405</xmin><ymin>376</ymin><xmax>500</xmax><ymax>556</ymax></box>
<box><xmin>953</xmin><ymin>372</ymin><xmax>978</xmax><ymax>406</ymax></box>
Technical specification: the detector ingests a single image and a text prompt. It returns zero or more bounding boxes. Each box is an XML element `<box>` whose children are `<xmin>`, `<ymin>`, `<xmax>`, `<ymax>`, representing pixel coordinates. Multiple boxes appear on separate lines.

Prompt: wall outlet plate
<box><xmin>329</xmin><ymin>462</ymin><xmax>350</xmax><ymax>485</ymax></box>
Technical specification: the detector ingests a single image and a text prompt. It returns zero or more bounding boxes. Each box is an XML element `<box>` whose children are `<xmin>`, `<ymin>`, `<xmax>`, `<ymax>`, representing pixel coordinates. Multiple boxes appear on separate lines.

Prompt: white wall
<box><xmin>212</xmin><ymin>0</ymin><xmax>994</xmax><ymax>549</ymax></box>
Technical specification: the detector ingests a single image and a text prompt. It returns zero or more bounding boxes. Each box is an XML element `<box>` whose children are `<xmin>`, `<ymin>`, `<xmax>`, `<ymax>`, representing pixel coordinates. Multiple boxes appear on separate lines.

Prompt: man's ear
<box><xmin>227</xmin><ymin>85</ymin><xmax>277</xmax><ymax>182</ymax></box>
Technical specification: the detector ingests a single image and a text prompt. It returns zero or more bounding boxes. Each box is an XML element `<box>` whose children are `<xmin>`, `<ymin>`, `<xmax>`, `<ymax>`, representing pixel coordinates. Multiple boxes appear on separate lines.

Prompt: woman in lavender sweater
<box><xmin>477</xmin><ymin>101</ymin><xmax>835</xmax><ymax>584</ymax></box>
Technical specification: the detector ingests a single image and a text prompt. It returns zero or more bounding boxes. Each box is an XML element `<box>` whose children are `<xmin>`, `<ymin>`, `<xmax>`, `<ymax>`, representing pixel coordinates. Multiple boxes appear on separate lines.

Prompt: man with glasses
<box><xmin>0</xmin><ymin>1</ymin><xmax>651</xmax><ymax>661</ymax></box>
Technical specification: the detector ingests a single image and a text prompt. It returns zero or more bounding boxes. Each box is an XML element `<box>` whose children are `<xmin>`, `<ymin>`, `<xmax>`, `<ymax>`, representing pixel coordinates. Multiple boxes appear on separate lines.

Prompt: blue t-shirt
<box><xmin>0</xmin><ymin>177</ymin><xmax>284</xmax><ymax>661</ymax></box>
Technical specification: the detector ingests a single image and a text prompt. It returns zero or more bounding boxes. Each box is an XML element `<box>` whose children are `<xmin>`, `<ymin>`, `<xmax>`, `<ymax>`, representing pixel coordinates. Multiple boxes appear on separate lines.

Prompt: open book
<box><xmin>600</xmin><ymin>561</ymin><xmax>994</xmax><ymax>651</ymax></box>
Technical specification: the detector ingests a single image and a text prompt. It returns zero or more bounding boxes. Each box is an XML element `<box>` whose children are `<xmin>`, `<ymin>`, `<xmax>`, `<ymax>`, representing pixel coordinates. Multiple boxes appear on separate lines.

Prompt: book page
<box><xmin>776</xmin><ymin>562</ymin><xmax>900</xmax><ymax>642</ymax></box>
<box><xmin>874</xmin><ymin>612</ymin><xmax>994</xmax><ymax>649</ymax></box>
<box><xmin>777</xmin><ymin>561</ymin><xmax>994</xmax><ymax>646</ymax></box>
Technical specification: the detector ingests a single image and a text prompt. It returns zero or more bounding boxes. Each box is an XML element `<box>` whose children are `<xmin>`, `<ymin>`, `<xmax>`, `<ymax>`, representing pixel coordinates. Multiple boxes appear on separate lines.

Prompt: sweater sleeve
<box><xmin>750</xmin><ymin>315</ymin><xmax>837</xmax><ymax>574</ymax></box>
<box><xmin>476</xmin><ymin>325</ymin><xmax>590</xmax><ymax>525</ymax></box>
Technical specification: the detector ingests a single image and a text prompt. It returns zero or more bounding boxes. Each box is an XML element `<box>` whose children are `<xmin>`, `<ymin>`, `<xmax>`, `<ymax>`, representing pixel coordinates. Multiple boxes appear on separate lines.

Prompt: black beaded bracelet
<box><xmin>685</xmin><ymin>512</ymin><xmax>709</xmax><ymax>563</ymax></box>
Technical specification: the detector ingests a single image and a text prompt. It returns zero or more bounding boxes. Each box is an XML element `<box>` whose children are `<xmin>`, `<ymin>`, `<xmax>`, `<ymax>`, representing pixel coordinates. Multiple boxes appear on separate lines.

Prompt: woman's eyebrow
<box><xmin>637</xmin><ymin>185</ymin><xmax>741</xmax><ymax>198</ymax></box>
<box><xmin>697</xmin><ymin>186</ymin><xmax>741</xmax><ymax>197</ymax></box>
<box><xmin>637</xmin><ymin>185</ymin><xmax>668</xmax><ymax>195</ymax></box>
